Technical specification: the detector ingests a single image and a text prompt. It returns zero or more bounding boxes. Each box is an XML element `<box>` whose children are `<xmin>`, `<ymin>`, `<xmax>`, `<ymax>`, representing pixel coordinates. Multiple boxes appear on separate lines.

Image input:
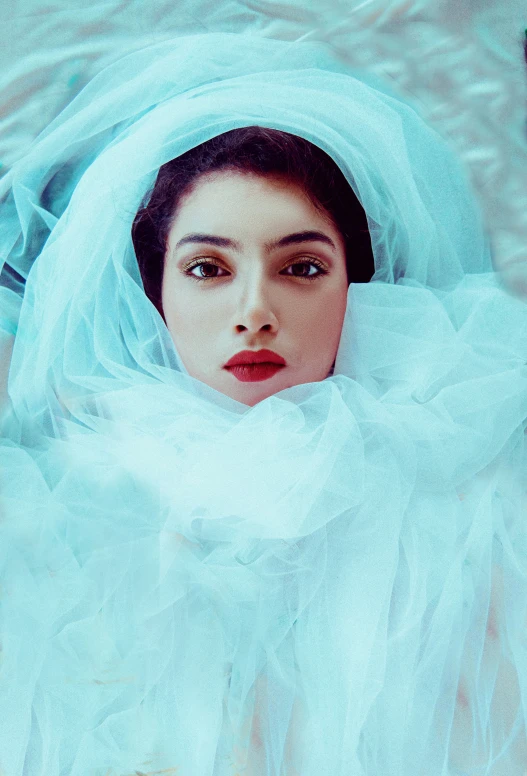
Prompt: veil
<box><xmin>1</xmin><ymin>32</ymin><xmax>526</xmax><ymax>776</ymax></box>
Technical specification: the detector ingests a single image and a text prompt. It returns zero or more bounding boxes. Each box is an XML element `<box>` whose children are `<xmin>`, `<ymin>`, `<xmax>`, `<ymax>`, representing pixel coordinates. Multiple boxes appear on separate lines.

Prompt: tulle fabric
<box><xmin>0</xmin><ymin>32</ymin><xmax>526</xmax><ymax>776</ymax></box>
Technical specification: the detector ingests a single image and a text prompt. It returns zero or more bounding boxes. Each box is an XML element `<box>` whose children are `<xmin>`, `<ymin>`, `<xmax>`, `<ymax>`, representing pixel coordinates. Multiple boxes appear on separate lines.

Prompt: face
<box><xmin>162</xmin><ymin>170</ymin><xmax>348</xmax><ymax>406</ymax></box>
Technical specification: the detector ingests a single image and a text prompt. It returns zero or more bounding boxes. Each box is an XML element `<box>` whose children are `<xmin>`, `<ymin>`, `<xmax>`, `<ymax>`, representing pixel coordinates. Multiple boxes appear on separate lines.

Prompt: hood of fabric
<box><xmin>0</xmin><ymin>32</ymin><xmax>526</xmax><ymax>776</ymax></box>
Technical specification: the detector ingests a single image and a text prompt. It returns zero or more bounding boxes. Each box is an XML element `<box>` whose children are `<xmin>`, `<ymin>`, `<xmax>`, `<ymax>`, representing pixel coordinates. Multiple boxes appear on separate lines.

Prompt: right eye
<box><xmin>184</xmin><ymin>260</ymin><xmax>230</xmax><ymax>281</ymax></box>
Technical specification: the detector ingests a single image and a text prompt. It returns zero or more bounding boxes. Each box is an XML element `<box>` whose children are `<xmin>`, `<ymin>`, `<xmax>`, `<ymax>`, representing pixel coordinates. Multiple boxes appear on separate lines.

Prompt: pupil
<box><xmin>294</xmin><ymin>263</ymin><xmax>310</xmax><ymax>276</ymax></box>
<box><xmin>201</xmin><ymin>264</ymin><xmax>217</xmax><ymax>277</ymax></box>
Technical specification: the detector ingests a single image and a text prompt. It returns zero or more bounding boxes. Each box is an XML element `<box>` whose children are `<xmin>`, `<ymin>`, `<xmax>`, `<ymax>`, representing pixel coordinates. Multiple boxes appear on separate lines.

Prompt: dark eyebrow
<box><xmin>268</xmin><ymin>231</ymin><xmax>336</xmax><ymax>252</ymax></box>
<box><xmin>173</xmin><ymin>230</ymin><xmax>336</xmax><ymax>253</ymax></box>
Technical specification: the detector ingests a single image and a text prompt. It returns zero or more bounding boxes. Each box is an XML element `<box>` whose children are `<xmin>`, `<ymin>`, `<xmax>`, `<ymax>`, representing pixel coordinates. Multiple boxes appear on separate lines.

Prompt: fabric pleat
<box><xmin>0</xmin><ymin>32</ymin><xmax>526</xmax><ymax>776</ymax></box>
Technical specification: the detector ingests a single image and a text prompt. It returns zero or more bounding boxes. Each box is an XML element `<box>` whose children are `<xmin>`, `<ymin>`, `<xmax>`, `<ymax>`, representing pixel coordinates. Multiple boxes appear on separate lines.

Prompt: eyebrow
<box><xmin>173</xmin><ymin>230</ymin><xmax>337</xmax><ymax>253</ymax></box>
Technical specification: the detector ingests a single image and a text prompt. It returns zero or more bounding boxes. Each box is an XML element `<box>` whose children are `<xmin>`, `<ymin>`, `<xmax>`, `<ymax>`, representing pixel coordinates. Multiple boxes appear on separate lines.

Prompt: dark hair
<box><xmin>132</xmin><ymin>126</ymin><xmax>374</xmax><ymax>315</ymax></box>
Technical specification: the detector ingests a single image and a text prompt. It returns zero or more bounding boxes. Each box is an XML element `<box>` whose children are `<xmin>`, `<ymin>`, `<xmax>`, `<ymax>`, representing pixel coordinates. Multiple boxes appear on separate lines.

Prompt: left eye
<box><xmin>281</xmin><ymin>261</ymin><xmax>325</xmax><ymax>278</ymax></box>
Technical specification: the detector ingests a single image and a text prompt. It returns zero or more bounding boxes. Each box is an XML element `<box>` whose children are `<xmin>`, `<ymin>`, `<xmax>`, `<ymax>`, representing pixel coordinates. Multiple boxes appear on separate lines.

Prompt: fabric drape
<box><xmin>0</xmin><ymin>32</ymin><xmax>526</xmax><ymax>776</ymax></box>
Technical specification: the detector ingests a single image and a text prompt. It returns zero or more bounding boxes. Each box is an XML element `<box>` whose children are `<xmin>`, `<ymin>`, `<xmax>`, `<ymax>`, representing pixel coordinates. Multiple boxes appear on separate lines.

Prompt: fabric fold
<box><xmin>1</xmin><ymin>31</ymin><xmax>526</xmax><ymax>776</ymax></box>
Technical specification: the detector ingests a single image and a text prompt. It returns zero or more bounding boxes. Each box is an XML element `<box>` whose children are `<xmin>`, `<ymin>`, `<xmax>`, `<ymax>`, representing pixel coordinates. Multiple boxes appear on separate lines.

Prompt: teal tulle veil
<box><xmin>0</xmin><ymin>32</ymin><xmax>526</xmax><ymax>776</ymax></box>
<box><xmin>0</xmin><ymin>33</ymin><xmax>497</xmax><ymax>417</ymax></box>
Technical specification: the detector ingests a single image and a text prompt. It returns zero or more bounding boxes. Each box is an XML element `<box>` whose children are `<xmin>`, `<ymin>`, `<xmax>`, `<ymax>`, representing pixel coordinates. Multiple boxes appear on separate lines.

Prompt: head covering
<box><xmin>0</xmin><ymin>32</ymin><xmax>526</xmax><ymax>776</ymax></box>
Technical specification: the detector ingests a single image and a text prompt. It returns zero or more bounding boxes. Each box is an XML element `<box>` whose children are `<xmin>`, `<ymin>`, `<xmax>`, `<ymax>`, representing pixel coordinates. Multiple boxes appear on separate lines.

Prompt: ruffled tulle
<box><xmin>1</xmin><ymin>272</ymin><xmax>525</xmax><ymax>776</ymax></box>
<box><xmin>1</xmin><ymin>30</ymin><xmax>526</xmax><ymax>776</ymax></box>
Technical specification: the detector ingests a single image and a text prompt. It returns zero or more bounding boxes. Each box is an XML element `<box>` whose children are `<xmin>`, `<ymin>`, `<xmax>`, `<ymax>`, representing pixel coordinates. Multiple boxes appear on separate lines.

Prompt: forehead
<box><xmin>170</xmin><ymin>169</ymin><xmax>336</xmax><ymax>231</ymax></box>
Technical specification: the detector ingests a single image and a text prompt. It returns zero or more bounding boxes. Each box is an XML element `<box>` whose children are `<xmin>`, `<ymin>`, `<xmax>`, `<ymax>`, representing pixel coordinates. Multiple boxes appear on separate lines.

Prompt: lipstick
<box><xmin>224</xmin><ymin>349</ymin><xmax>286</xmax><ymax>383</ymax></box>
<box><xmin>226</xmin><ymin>363</ymin><xmax>284</xmax><ymax>382</ymax></box>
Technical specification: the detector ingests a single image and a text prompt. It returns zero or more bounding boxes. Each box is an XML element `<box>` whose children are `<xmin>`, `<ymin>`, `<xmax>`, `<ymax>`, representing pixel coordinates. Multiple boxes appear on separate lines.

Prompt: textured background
<box><xmin>2</xmin><ymin>0</ymin><xmax>526</xmax><ymax>296</ymax></box>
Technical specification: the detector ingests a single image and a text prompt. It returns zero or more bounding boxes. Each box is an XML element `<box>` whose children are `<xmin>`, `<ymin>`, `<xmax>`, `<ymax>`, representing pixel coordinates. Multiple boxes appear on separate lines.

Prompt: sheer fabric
<box><xmin>0</xmin><ymin>32</ymin><xmax>526</xmax><ymax>776</ymax></box>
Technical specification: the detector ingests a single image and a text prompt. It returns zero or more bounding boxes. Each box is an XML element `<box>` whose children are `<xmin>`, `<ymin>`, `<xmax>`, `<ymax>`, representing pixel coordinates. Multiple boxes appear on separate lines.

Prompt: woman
<box><xmin>0</xmin><ymin>32</ymin><xmax>526</xmax><ymax>776</ymax></box>
<box><xmin>132</xmin><ymin>126</ymin><xmax>375</xmax><ymax>405</ymax></box>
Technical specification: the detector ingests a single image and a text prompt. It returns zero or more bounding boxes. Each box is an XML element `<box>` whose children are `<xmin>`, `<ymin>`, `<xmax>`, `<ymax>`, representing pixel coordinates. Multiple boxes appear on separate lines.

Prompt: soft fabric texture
<box><xmin>0</xmin><ymin>32</ymin><xmax>526</xmax><ymax>776</ymax></box>
<box><xmin>3</xmin><ymin>0</ymin><xmax>526</xmax><ymax>298</ymax></box>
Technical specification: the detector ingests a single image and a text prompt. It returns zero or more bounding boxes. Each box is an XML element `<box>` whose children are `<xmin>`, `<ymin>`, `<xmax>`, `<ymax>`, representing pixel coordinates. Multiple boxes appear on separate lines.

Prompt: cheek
<box><xmin>301</xmin><ymin>288</ymin><xmax>347</xmax><ymax>346</ymax></box>
<box><xmin>162</xmin><ymin>276</ymin><xmax>193</xmax><ymax>326</ymax></box>
<box><xmin>162</xmin><ymin>281</ymin><xmax>224</xmax><ymax>349</ymax></box>
<box><xmin>331</xmin><ymin>291</ymin><xmax>348</xmax><ymax>336</ymax></box>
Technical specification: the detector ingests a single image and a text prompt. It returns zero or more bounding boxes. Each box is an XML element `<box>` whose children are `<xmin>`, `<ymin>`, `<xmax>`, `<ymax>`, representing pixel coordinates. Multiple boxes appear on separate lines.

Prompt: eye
<box><xmin>184</xmin><ymin>259</ymin><xmax>230</xmax><ymax>281</ymax></box>
<box><xmin>281</xmin><ymin>260</ymin><xmax>329</xmax><ymax>280</ymax></box>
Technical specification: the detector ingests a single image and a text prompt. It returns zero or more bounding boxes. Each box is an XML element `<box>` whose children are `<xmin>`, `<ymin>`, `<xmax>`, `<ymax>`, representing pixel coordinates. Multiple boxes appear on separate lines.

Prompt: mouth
<box><xmin>223</xmin><ymin>349</ymin><xmax>286</xmax><ymax>381</ymax></box>
<box><xmin>224</xmin><ymin>363</ymin><xmax>285</xmax><ymax>383</ymax></box>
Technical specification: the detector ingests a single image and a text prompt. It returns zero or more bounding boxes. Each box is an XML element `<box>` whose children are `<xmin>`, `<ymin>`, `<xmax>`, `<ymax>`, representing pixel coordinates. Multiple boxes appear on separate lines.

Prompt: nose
<box><xmin>233</xmin><ymin>274</ymin><xmax>279</xmax><ymax>335</ymax></box>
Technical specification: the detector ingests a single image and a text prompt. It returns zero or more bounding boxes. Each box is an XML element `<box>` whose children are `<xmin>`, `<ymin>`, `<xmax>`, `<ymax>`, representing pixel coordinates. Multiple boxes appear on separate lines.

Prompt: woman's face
<box><xmin>162</xmin><ymin>170</ymin><xmax>348</xmax><ymax>406</ymax></box>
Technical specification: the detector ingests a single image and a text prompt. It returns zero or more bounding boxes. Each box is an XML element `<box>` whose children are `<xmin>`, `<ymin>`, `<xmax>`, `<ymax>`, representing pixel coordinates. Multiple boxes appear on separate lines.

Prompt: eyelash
<box><xmin>182</xmin><ymin>258</ymin><xmax>329</xmax><ymax>282</ymax></box>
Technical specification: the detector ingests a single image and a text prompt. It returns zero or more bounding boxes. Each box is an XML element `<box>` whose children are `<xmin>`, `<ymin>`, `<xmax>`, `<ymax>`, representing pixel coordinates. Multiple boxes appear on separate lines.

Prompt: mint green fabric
<box><xmin>0</xmin><ymin>32</ymin><xmax>526</xmax><ymax>775</ymax></box>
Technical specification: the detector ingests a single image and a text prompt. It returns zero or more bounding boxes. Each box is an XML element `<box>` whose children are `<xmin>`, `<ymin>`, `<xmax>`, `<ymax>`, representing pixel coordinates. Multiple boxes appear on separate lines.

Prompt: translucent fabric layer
<box><xmin>0</xmin><ymin>32</ymin><xmax>526</xmax><ymax>776</ymax></box>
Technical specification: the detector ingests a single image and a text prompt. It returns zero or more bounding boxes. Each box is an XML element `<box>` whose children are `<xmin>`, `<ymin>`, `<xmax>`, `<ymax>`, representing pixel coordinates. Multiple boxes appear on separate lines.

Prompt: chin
<box><xmin>223</xmin><ymin>379</ymin><xmax>287</xmax><ymax>407</ymax></box>
<box><xmin>230</xmin><ymin>386</ymin><xmax>277</xmax><ymax>407</ymax></box>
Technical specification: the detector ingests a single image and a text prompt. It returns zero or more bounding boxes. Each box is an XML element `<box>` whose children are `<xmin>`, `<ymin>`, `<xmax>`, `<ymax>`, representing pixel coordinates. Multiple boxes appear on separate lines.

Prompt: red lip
<box><xmin>226</xmin><ymin>363</ymin><xmax>284</xmax><ymax>383</ymax></box>
<box><xmin>224</xmin><ymin>349</ymin><xmax>286</xmax><ymax>367</ymax></box>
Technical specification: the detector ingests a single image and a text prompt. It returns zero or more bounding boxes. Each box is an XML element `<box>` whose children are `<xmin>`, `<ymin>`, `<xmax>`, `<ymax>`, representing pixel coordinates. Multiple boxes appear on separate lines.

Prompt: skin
<box><xmin>162</xmin><ymin>170</ymin><xmax>349</xmax><ymax>407</ymax></box>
